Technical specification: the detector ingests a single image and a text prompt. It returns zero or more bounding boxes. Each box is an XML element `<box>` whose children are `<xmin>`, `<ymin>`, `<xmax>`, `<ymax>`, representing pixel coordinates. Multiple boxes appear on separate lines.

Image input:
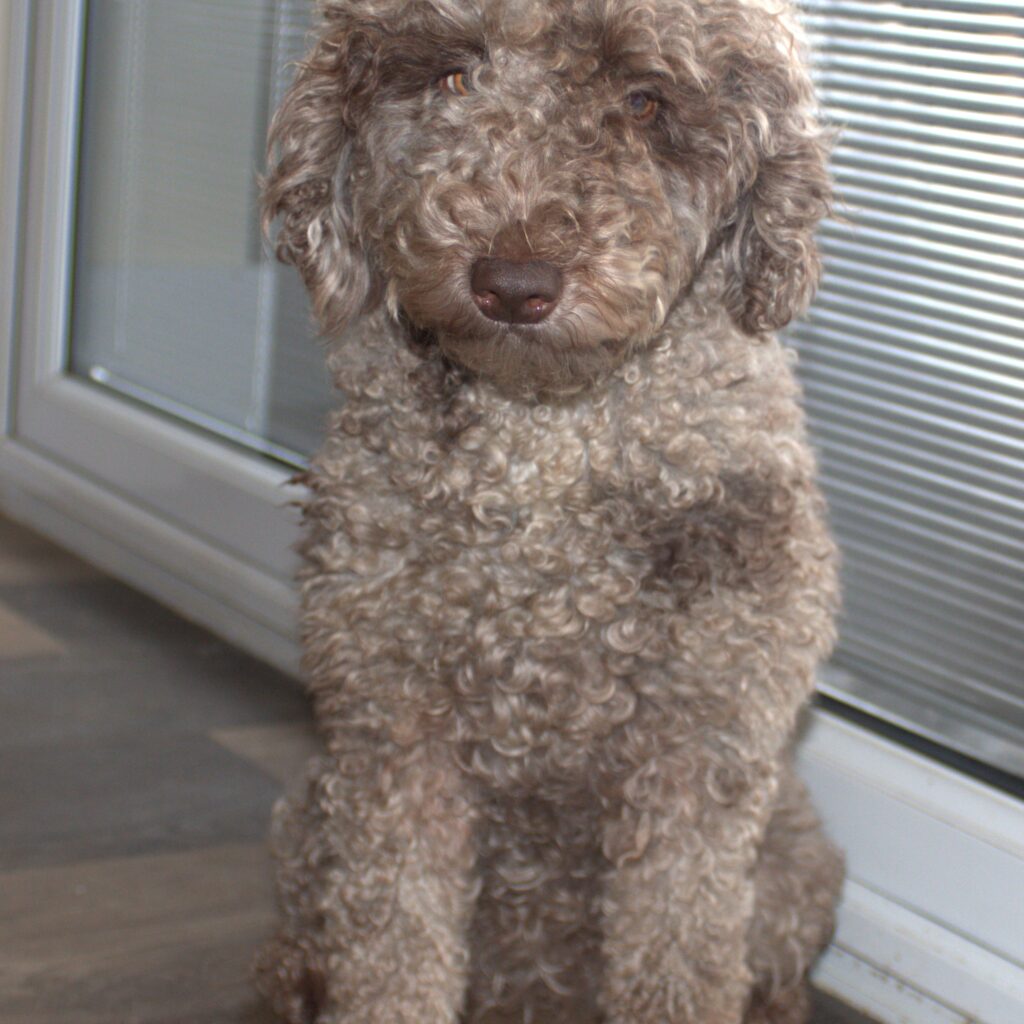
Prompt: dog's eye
<box><xmin>439</xmin><ymin>70</ymin><xmax>473</xmax><ymax>97</ymax></box>
<box><xmin>626</xmin><ymin>91</ymin><xmax>658</xmax><ymax>123</ymax></box>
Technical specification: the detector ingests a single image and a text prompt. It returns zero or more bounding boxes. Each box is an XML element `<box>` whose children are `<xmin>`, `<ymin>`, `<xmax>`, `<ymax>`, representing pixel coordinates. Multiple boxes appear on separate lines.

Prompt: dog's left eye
<box><xmin>626</xmin><ymin>91</ymin><xmax>659</xmax><ymax>123</ymax></box>
<box><xmin>439</xmin><ymin>70</ymin><xmax>473</xmax><ymax>97</ymax></box>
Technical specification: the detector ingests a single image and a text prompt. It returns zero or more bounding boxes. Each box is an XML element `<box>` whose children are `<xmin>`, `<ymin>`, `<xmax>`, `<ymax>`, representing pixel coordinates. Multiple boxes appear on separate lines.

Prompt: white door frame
<box><xmin>0</xmin><ymin>0</ymin><xmax>301</xmax><ymax>670</ymax></box>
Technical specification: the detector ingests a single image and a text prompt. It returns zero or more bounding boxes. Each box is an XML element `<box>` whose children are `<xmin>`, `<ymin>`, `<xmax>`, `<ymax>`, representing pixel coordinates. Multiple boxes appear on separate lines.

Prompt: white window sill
<box><xmin>799</xmin><ymin>711</ymin><xmax>1024</xmax><ymax>1023</ymax></box>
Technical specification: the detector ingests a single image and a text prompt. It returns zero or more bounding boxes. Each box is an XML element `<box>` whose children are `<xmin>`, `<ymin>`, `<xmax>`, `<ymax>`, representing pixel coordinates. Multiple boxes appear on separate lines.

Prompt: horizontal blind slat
<box><xmin>800</xmin><ymin>291</ymin><xmax>1023</xmax><ymax>360</ymax></box>
<box><xmin>819</xmin><ymin>238</ymin><xmax>1024</xmax><ymax>304</ymax></box>
<box><xmin>833</xmin><ymin>532</ymin><xmax>1024</xmax><ymax>618</ymax></box>
<box><xmin>799</xmin><ymin>380</ymin><xmax>1024</xmax><ymax>459</ymax></box>
<box><xmin>803</xmin><ymin>1</ymin><xmax>1024</xmax><ymax>28</ymax></box>
<box><xmin>832</xmin><ymin>148</ymin><xmax>1024</xmax><ymax>200</ymax></box>
<box><xmin>820</xmin><ymin>89</ymin><xmax>1024</xmax><ymax>137</ymax></box>
<box><xmin>836</xmin><ymin>620</ymin><xmax>1024</xmax><ymax>713</ymax></box>
<box><xmin>835</xmin><ymin>126</ymin><xmax>1024</xmax><ymax>176</ymax></box>
<box><xmin>841</xmin><ymin>589</ymin><xmax>1024</xmax><ymax>687</ymax></box>
<box><xmin>822</xmin><ymin>486</ymin><xmax>1024</xmax><ymax>577</ymax></box>
<box><xmin>832</xmin><ymin>180</ymin><xmax>1024</xmax><ymax>236</ymax></box>
<box><xmin>806</xmin><ymin>17</ymin><xmax>1024</xmax><ymax>56</ymax></box>
<box><xmin>817</xmin><ymin>69</ymin><xmax>1024</xmax><ymax>115</ymax></box>
<box><xmin>798</xmin><ymin>360</ymin><xmax>1024</xmax><ymax>439</ymax></box>
<box><xmin>821</xmin><ymin>440</ymin><xmax>1024</xmax><ymax>525</ymax></box>
<box><xmin>820</xmin><ymin>221</ymin><xmax>1024</xmax><ymax>282</ymax></box>
<box><xmin>824</xmin><ymin>215</ymin><xmax>1021</xmax><ymax>261</ymax></box>
<box><xmin>815</xmin><ymin>263</ymin><xmax>1024</xmax><ymax>332</ymax></box>
<box><xmin>836</xmin><ymin>642</ymin><xmax>1024</xmax><ymax>723</ymax></box>
<box><xmin>806</xmin><ymin>403</ymin><xmax>1024</xmax><ymax>486</ymax></box>
<box><xmin>807</xmin><ymin>286</ymin><xmax>1024</xmax><ymax>365</ymax></box>
<box><xmin>825</xmin><ymin>109</ymin><xmax>1024</xmax><ymax>156</ymax></box>
<box><xmin>814</xmin><ymin>420</ymin><xmax>1024</xmax><ymax>504</ymax></box>
<box><xmin>817</xmin><ymin>51</ymin><xmax>1024</xmax><ymax>94</ymax></box>
<box><xmin>800</xmin><ymin>321</ymin><xmax>1024</xmax><ymax>396</ymax></box>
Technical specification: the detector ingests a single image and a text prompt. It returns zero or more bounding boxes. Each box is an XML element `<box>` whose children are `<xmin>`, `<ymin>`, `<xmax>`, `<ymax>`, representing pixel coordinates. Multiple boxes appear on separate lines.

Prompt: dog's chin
<box><xmin>435</xmin><ymin>322</ymin><xmax>632</xmax><ymax>399</ymax></box>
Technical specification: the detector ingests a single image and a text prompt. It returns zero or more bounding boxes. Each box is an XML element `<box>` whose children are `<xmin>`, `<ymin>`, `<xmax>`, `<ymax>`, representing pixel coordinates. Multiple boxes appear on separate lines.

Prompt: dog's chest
<box><xmin>311</xmin><ymin>428</ymin><xmax>662</xmax><ymax>776</ymax></box>
<box><xmin>416</xmin><ymin>518</ymin><xmax>720</xmax><ymax>797</ymax></box>
<box><xmin>309</xmin><ymin>354</ymin><xmax>802</xmax><ymax>778</ymax></box>
<box><xmin>379</xmin><ymin>455</ymin><xmax>690</xmax><ymax>785</ymax></box>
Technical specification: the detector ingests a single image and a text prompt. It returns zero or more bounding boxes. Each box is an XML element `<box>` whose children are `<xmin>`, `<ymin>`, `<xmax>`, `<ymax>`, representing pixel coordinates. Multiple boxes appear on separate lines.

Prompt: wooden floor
<box><xmin>0</xmin><ymin>515</ymin><xmax>871</xmax><ymax>1023</ymax></box>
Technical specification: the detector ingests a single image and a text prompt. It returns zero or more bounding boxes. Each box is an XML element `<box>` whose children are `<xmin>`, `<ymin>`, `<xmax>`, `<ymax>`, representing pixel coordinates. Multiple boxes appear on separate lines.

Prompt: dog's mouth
<box><xmin>428</xmin><ymin>313</ymin><xmax>630</xmax><ymax>398</ymax></box>
<box><xmin>399</xmin><ymin>306</ymin><xmax>617</xmax><ymax>399</ymax></box>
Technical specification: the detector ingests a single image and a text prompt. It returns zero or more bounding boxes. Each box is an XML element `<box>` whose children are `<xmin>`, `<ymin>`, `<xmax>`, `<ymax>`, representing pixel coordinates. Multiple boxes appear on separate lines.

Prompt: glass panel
<box><xmin>789</xmin><ymin>0</ymin><xmax>1024</xmax><ymax>775</ymax></box>
<box><xmin>70</xmin><ymin>0</ymin><xmax>334</xmax><ymax>464</ymax></box>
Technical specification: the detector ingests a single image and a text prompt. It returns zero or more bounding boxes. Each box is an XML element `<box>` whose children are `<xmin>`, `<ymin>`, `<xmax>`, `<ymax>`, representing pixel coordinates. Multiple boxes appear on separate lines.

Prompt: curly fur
<box><xmin>255</xmin><ymin>1</ymin><xmax>843</xmax><ymax>1021</ymax></box>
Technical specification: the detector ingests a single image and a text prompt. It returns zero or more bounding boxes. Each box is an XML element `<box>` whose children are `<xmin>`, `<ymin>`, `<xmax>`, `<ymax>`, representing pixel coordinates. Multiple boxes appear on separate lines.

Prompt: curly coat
<box><xmin>255</xmin><ymin>1</ymin><xmax>844</xmax><ymax>1022</ymax></box>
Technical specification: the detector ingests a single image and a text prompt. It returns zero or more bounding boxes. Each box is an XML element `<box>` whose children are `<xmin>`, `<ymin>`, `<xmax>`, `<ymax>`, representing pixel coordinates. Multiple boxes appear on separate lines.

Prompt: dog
<box><xmin>255</xmin><ymin>1</ymin><xmax>843</xmax><ymax>1021</ymax></box>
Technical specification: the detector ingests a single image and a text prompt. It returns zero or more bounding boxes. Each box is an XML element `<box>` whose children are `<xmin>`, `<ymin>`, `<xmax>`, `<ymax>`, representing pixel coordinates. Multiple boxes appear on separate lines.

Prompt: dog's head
<box><xmin>264</xmin><ymin>0</ymin><xmax>830</xmax><ymax>396</ymax></box>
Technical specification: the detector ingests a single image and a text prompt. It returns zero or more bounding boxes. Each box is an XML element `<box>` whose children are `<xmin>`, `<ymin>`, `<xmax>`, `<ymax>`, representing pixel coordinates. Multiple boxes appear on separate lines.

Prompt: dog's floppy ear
<box><xmin>718</xmin><ymin>20</ymin><xmax>833</xmax><ymax>335</ymax></box>
<box><xmin>262</xmin><ymin>14</ymin><xmax>381</xmax><ymax>336</ymax></box>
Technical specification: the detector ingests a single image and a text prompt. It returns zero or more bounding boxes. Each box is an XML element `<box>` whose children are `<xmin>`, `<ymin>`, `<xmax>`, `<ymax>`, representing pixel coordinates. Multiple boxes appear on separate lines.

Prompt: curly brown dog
<box><xmin>255</xmin><ymin>1</ymin><xmax>844</xmax><ymax>1022</ymax></box>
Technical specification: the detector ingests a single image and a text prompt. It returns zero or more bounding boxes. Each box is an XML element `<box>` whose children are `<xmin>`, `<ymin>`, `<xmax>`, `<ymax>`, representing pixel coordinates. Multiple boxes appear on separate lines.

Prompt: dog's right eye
<box><xmin>439</xmin><ymin>70</ymin><xmax>473</xmax><ymax>97</ymax></box>
<box><xmin>626</xmin><ymin>90</ymin><xmax>659</xmax><ymax>123</ymax></box>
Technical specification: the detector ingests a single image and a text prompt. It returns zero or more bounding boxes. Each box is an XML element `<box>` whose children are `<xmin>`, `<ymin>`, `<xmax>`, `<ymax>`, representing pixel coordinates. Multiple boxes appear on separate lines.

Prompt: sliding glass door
<box><xmin>4</xmin><ymin>0</ymin><xmax>1023</xmax><ymax>773</ymax></box>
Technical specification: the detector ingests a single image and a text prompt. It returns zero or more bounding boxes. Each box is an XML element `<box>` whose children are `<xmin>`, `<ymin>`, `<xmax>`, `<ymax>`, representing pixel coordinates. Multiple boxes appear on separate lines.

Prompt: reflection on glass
<box><xmin>71</xmin><ymin>0</ymin><xmax>335</xmax><ymax>463</ymax></box>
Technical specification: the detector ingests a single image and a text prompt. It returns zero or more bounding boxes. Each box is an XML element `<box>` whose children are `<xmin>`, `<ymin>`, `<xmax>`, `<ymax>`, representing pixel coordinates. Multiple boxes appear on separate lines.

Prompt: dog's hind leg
<box><xmin>254</xmin><ymin>742</ymin><xmax>478</xmax><ymax>1024</ymax></box>
<box><xmin>744</xmin><ymin>765</ymin><xmax>844</xmax><ymax>1024</ymax></box>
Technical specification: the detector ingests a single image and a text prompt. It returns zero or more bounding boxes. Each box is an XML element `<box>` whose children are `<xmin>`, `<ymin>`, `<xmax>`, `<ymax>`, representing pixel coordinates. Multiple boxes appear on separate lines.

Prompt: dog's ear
<box><xmin>718</xmin><ymin>19</ymin><xmax>833</xmax><ymax>335</ymax></box>
<box><xmin>262</xmin><ymin>15</ymin><xmax>381</xmax><ymax>336</ymax></box>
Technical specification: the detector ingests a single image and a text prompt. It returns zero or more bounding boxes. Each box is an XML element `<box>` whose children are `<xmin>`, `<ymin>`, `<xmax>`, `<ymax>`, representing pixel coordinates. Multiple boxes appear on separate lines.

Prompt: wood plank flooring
<box><xmin>0</xmin><ymin>514</ymin><xmax>871</xmax><ymax>1023</ymax></box>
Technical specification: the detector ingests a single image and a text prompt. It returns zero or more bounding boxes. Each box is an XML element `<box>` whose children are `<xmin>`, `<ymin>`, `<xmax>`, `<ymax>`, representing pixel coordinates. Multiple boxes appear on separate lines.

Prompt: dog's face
<box><xmin>265</xmin><ymin>0</ymin><xmax>829</xmax><ymax>396</ymax></box>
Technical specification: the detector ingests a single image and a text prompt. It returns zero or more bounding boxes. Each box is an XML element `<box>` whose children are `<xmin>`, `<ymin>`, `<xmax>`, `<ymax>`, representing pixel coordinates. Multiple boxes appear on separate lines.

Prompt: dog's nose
<box><xmin>470</xmin><ymin>258</ymin><xmax>562</xmax><ymax>325</ymax></box>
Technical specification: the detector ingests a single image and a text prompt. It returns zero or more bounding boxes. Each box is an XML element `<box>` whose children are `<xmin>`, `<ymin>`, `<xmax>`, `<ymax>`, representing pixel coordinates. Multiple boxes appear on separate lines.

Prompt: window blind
<box><xmin>791</xmin><ymin>1</ymin><xmax>1024</xmax><ymax>774</ymax></box>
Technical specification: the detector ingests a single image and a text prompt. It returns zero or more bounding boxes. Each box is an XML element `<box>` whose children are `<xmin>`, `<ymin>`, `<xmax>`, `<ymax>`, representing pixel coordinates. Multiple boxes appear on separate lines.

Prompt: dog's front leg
<box><xmin>598</xmin><ymin>759</ymin><xmax>776</xmax><ymax>1024</ymax></box>
<box><xmin>256</xmin><ymin>737</ymin><xmax>478</xmax><ymax>1024</ymax></box>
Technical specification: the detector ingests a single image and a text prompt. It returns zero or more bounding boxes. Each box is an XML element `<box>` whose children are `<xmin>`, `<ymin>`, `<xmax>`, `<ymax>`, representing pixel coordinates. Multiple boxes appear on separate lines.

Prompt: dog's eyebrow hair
<box><xmin>375</xmin><ymin>31</ymin><xmax>487</xmax><ymax>97</ymax></box>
